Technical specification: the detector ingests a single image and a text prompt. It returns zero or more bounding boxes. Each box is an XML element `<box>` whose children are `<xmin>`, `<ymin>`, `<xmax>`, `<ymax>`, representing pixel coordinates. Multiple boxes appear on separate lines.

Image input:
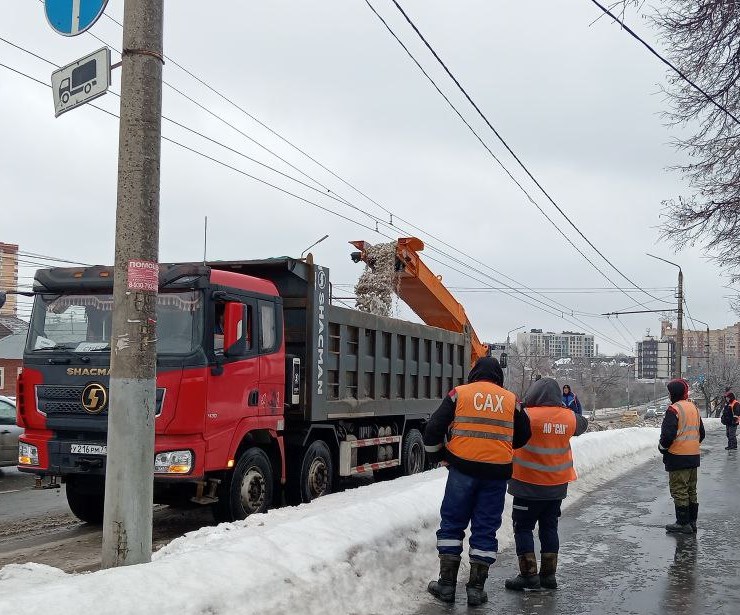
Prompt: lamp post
<box><xmin>647</xmin><ymin>254</ymin><xmax>683</xmax><ymax>378</ymax></box>
<box><xmin>506</xmin><ymin>325</ymin><xmax>525</xmax><ymax>385</ymax></box>
<box><xmin>300</xmin><ymin>234</ymin><xmax>329</xmax><ymax>259</ymax></box>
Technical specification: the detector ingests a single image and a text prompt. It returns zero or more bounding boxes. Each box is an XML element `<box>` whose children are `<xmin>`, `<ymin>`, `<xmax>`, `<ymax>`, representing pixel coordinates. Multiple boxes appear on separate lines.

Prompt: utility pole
<box><xmin>646</xmin><ymin>254</ymin><xmax>683</xmax><ymax>380</ymax></box>
<box><xmin>676</xmin><ymin>269</ymin><xmax>684</xmax><ymax>379</ymax></box>
<box><xmin>102</xmin><ymin>0</ymin><xmax>164</xmax><ymax>568</ymax></box>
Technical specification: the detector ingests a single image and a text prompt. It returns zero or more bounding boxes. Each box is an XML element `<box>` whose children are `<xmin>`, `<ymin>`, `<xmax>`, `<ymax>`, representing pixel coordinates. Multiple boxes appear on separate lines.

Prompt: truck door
<box><xmin>257</xmin><ymin>300</ymin><xmax>284</xmax><ymax>416</ymax></box>
<box><xmin>205</xmin><ymin>299</ymin><xmax>259</xmax><ymax>469</ymax></box>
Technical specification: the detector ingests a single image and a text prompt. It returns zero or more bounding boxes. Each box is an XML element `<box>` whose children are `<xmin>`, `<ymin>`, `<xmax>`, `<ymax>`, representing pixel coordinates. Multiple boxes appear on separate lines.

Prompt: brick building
<box><xmin>0</xmin><ymin>242</ymin><xmax>19</xmax><ymax>318</ymax></box>
<box><xmin>661</xmin><ymin>320</ymin><xmax>740</xmax><ymax>364</ymax></box>
<box><xmin>0</xmin><ymin>333</ymin><xmax>24</xmax><ymax>397</ymax></box>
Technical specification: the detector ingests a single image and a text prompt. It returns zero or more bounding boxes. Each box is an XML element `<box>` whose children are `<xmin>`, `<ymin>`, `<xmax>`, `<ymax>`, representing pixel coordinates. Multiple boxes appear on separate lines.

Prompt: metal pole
<box><xmin>646</xmin><ymin>254</ymin><xmax>683</xmax><ymax>380</ymax></box>
<box><xmin>102</xmin><ymin>0</ymin><xmax>164</xmax><ymax>568</ymax></box>
<box><xmin>676</xmin><ymin>269</ymin><xmax>684</xmax><ymax>379</ymax></box>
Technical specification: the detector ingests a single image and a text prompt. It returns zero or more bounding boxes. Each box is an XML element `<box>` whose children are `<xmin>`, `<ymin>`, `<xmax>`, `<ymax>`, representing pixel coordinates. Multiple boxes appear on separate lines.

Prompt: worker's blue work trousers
<box><xmin>512</xmin><ymin>497</ymin><xmax>562</xmax><ymax>555</ymax></box>
<box><xmin>436</xmin><ymin>466</ymin><xmax>506</xmax><ymax>565</ymax></box>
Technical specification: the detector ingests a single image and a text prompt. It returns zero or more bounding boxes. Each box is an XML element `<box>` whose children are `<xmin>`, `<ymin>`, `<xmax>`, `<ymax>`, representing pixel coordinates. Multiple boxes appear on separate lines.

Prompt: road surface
<box><xmin>419</xmin><ymin>428</ymin><xmax>740</xmax><ymax>614</ymax></box>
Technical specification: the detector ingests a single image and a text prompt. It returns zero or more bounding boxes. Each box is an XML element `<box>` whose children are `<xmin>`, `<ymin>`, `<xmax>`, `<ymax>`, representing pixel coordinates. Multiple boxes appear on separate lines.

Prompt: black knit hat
<box><xmin>666</xmin><ymin>378</ymin><xmax>689</xmax><ymax>403</ymax></box>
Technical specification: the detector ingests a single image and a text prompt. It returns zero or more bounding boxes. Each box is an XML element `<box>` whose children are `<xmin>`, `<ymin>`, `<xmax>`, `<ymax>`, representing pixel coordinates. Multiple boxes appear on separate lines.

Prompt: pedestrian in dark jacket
<box><xmin>424</xmin><ymin>357</ymin><xmax>531</xmax><ymax>606</ymax></box>
<box><xmin>504</xmin><ymin>378</ymin><xmax>589</xmax><ymax>592</ymax></box>
<box><xmin>720</xmin><ymin>392</ymin><xmax>740</xmax><ymax>450</ymax></box>
<box><xmin>561</xmin><ymin>384</ymin><xmax>582</xmax><ymax>415</ymax></box>
<box><xmin>659</xmin><ymin>378</ymin><xmax>705</xmax><ymax>534</ymax></box>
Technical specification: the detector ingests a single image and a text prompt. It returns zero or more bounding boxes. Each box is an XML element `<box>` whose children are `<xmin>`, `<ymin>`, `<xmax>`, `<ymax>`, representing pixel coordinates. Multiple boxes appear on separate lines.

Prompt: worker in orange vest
<box><xmin>504</xmin><ymin>377</ymin><xmax>588</xmax><ymax>591</ymax></box>
<box><xmin>424</xmin><ymin>357</ymin><xmax>531</xmax><ymax>606</ymax></box>
<box><xmin>660</xmin><ymin>378</ymin><xmax>705</xmax><ymax>533</ymax></box>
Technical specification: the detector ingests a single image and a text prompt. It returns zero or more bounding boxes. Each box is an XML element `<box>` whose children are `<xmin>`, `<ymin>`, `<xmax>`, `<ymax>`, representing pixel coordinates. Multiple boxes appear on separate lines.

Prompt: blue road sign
<box><xmin>45</xmin><ymin>0</ymin><xmax>109</xmax><ymax>37</ymax></box>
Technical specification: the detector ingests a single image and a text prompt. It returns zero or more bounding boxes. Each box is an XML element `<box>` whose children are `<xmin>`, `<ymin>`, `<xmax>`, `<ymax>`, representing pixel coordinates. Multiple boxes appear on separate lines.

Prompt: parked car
<box><xmin>0</xmin><ymin>395</ymin><xmax>21</xmax><ymax>468</ymax></box>
<box><xmin>655</xmin><ymin>406</ymin><xmax>666</xmax><ymax>418</ymax></box>
<box><xmin>645</xmin><ymin>406</ymin><xmax>657</xmax><ymax>419</ymax></box>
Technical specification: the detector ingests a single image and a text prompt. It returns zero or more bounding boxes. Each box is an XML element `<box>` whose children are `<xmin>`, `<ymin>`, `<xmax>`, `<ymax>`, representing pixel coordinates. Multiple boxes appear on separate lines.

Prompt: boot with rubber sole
<box><xmin>427</xmin><ymin>554</ymin><xmax>461</xmax><ymax>603</ymax></box>
<box><xmin>505</xmin><ymin>553</ymin><xmax>540</xmax><ymax>591</ymax></box>
<box><xmin>689</xmin><ymin>502</ymin><xmax>698</xmax><ymax>533</ymax></box>
<box><xmin>540</xmin><ymin>552</ymin><xmax>559</xmax><ymax>590</ymax></box>
<box><xmin>466</xmin><ymin>561</ymin><xmax>490</xmax><ymax>606</ymax></box>
<box><xmin>665</xmin><ymin>505</ymin><xmax>693</xmax><ymax>534</ymax></box>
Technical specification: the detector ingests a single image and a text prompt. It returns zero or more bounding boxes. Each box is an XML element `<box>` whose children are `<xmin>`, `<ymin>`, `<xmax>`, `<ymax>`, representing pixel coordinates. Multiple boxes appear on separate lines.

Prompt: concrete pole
<box><xmin>102</xmin><ymin>0</ymin><xmax>164</xmax><ymax>568</ymax></box>
<box><xmin>676</xmin><ymin>270</ymin><xmax>684</xmax><ymax>379</ymax></box>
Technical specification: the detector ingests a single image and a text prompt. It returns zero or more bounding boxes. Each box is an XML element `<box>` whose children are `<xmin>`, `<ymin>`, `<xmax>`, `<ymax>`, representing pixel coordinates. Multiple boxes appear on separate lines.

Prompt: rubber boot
<box><xmin>505</xmin><ymin>553</ymin><xmax>541</xmax><ymax>591</ymax></box>
<box><xmin>689</xmin><ymin>502</ymin><xmax>699</xmax><ymax>533</ymax></box>
<box><xmin>540</xmin><ymin>552</ymin><xmax>559</xmax><ymax>590</ymax></box>
<box><xmin>665</xmin><ymin>505</ymin><xmax>693</xmax><ymax>534</ymax></box>
<box><xmin>466</xmin><ymin>561</ymin><xmax>490</xmax><ymax>606</ymax></box>
<box><xmin>427</xmin><ymin>554</ymin><xmax>461</xmax><ymax>603</ymax></box>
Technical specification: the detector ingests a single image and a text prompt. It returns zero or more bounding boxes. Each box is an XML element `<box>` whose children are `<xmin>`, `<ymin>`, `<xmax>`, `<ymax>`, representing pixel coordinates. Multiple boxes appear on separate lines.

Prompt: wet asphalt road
<box><xmin>419</xmin><ymin>428</ymin><xmax>740</xmax><ymax>615</ymax></box>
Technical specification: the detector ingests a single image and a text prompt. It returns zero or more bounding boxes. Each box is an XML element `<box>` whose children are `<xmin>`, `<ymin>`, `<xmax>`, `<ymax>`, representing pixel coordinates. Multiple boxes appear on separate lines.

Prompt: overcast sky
<box><xmin>1</xmin><ymin>1</ymin><xmax>735</xmax><ymax>355</ymax></box>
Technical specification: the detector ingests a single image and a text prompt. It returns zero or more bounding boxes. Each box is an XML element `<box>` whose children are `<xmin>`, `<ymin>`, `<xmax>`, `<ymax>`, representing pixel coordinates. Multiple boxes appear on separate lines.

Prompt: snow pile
<box><xmin>354</xmin><ymin>241</ymin><xmax>397</xmax><ymax>316</ymax></box>
<box><xmin>0</xmin><ymin>426</ymin><xmax>711</xmax><ymax>615</ymax></box>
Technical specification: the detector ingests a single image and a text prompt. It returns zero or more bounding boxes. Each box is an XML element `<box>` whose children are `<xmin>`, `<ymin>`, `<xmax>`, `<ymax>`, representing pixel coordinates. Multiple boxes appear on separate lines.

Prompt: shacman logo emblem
<box><xmin>81</xmin><ymin>383</ymin><xmax>108</xmax><ymax>414</ymax></box>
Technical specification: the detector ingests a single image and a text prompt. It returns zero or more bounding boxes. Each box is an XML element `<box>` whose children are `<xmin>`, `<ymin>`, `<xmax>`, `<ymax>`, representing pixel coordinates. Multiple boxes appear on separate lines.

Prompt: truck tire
<box><xmin>213</xmin><ymin>447</ymin><xmax>273</xmax><ymax>522</ymax></box>
<box><xmin>65</xmin><ymin>476</ymin><xmax>105</xmax><ymax>524</ymax></box>
<box><xmin>287</xmin><ymin>440</ymin><xmax>333</xmax><ymax>505</ymax></box>
<box><xmin>400</xmin><ymin>429</ymin><xmax>425</xmax><ymax>475</ymax></box>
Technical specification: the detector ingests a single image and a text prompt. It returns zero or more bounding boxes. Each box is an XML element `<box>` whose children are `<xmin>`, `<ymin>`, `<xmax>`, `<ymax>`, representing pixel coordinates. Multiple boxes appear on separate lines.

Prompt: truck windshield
<box><xmin>26</xmin><ymin>291</ymin><xmax>204</xmax><ymax>355</ymax></box>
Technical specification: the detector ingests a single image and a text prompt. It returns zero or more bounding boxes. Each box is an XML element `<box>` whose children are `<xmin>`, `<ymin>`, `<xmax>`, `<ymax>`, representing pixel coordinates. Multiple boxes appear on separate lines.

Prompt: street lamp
<box><xmin>506</xmin><ymin>325</ymin><xmax>526</xmax><ymax>384</ymax></box>
<box><xmin>646</xmin><ymin>254</ymin><xmax>683</xmax><ymax>378</ymax></box>
<box><xmin>300</xmin><ymin>234</ymin><xmax>329</xmax><ymax>259</ymax></box>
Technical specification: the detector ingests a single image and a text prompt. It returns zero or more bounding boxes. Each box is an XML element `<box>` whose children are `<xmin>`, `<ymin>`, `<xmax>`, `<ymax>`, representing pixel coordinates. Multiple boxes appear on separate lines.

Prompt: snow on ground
<box><xmin>0</xmin><ymin>420</ymin><xmax>723</xmax><ymax>615</ymax></box>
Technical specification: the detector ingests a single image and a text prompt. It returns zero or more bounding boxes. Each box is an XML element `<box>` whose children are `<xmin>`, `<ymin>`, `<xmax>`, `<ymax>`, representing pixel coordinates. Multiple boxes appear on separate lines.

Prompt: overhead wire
<box><xmin>370</xmin><ymin>0</ymin><xmax>666</xmax><ymax>314</ymax></box>
<box><xmin>0</xmin><ymin>49</ymin><xmax>634</xmax><ymax>351</ymax></box>
<box><xmin>588</xmin><ymin>0</ymin><xmax>740</xmax><ymax>127</ymax></box>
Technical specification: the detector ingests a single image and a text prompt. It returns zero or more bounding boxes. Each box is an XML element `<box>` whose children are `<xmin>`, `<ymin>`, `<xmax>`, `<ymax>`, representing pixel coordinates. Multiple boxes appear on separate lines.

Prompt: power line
<box><xmin>51</xmin><ymin>23</ymin><xmax>647</xmax><ymax>325</ymax></box>
<box><xmin>588</xmin><ymin>0</ymin><xmax>740</xmax><ymax>127</ymax></box>
<box><xmin>378</xmin><ymin>0</ymin><xmax>664</xmax><ymax>309</ymax></box>
<box><xmin>0</xmin><ymin>58</ymin><xmax>632</xmax><ymax>351</ymax></box>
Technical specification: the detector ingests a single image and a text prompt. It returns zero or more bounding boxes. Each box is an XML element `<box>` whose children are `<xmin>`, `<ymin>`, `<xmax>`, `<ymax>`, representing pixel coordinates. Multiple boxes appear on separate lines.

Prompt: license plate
<box><xmin>71</xmin><ymin>444</ymin><xmax>107</xmax><ymax>455</ymax></box>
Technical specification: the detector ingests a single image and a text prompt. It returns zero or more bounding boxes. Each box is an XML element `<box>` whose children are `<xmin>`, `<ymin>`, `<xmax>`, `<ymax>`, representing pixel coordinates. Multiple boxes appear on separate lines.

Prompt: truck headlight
<box><xmin>19</xmin><ymin>441</ymin><xmax>39</xmax><ymax>466</ymax></box>
<box><xmin>154</xmin><ymin>450</ymin><xmax>192</xmax><ymax>474</ymax></box>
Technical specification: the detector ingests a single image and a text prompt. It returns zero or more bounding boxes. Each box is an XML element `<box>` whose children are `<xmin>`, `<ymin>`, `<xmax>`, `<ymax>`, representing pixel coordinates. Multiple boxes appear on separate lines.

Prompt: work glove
<box><xmin>426</xmin><ymin>448</ymin><xmax>444</xmax><ymax>465</ymax></box>
<box><xmin>658</xmin><ymin>443</ymin><xmax>668</xmax><ymax>455</ymax></box>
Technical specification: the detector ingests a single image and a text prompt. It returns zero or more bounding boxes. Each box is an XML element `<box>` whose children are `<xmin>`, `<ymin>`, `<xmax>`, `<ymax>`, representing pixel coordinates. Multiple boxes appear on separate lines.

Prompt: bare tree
<box><xmin>688</xmin><ymin>353</ymin><xmax>740</xmax><ymax>416</ymax></box>
<box><xmin>507</xmin><ymin>343</ymin><xmax>553</xmax><ymax>399</ymax></box>
<box><xmin>650</xmin><ymin>3</ymin><xmax>740</xmax><ymax>291</ymax></box>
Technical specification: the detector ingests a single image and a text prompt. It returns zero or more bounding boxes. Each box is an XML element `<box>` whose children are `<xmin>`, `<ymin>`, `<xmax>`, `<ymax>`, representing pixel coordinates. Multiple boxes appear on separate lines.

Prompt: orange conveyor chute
<box><xmin>350</xmin><ymin>237</ymin><xmax>488</xmax><ymax>365</ymax></box>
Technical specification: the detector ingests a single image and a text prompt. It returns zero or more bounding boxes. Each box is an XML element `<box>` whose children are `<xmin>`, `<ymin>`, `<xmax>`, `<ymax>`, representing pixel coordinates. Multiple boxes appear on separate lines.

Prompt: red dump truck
<box><xmin>7</xmin><ymin>245</ymin><xmax>477</xmax><ymax>523</ymax></box>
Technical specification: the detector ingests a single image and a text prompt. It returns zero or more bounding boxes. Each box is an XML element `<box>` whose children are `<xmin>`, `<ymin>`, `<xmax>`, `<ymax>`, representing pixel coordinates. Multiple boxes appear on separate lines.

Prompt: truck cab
<box><xmin>15</xmin><ymin>263</ymin><xmax>285</xmax><ymax>522</ymax></box>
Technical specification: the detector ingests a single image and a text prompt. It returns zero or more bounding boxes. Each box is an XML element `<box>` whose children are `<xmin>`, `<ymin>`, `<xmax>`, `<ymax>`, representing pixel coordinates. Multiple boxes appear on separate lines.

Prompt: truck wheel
<box><xmin>214</xmin><ymin>447</ymin><xmax>273</xmax><ymax>522</ymax></box>
<box><xmin>61</xmin><ymin>92</ymin><xmax>69</xmax><ymax>104</ymax></box>
<box><xmin>65</xmin><ymin>476</ymin><xmax>105</xmax><ymax>524</ymax></box>
<box><xmin>287</xmin><ymin>440</ymin><xmax>333</xmax><ymax>505</ymax></box>
<box><xmin>401</xmin><ymin>429</ymin><xmax>425</xmax><ymax>475</ymax></box>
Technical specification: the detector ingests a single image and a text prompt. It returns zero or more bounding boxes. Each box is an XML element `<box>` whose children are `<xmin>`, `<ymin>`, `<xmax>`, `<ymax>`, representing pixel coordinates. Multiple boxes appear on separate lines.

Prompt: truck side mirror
<box><xmin>0</xmin><ymin>292</ymin><xmax>5</xmax><ymax>309</ymax></box>
<box><xmin>499</xmin><ymin>352</ymin><xmax>508</xmax><ymax>369</ymax></box>
<box><xmin>223</xmin><ymin>302</ymin><xmax>247</xmax><ymax>357</ymax></box>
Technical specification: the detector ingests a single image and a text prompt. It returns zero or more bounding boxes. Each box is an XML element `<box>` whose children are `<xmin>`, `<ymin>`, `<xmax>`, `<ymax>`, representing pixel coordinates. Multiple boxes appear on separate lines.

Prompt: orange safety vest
<box><xmin>667</xmin><ymin>400</ymin><xmax>701</xmax><ymax>456</ymax></box>
<box><xmin>446</xmin><ymin>382</ymin><xmax>517</xmax><ymax>465</ymax></box>
<box><xmin>512</xmin><ymin>406</ymin><xmax>577</xmax><ymax>486</ymax></box>
<box><xmin>731</xmin><ymin>400</ymin><xmax>740</xmax><ymax>424</ymax></box>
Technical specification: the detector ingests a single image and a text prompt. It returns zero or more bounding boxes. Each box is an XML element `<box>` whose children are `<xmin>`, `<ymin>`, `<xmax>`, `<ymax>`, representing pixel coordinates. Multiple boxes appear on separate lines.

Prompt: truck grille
<box><xmin>36</xmin><ymin>385</ymin><xmax>165</xmax><ymax>416</ymax></box>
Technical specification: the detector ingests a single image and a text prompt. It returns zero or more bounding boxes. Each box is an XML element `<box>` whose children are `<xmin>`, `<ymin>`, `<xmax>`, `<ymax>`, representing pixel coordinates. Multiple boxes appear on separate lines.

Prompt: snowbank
<box><xmin>0</xmin><ymin>423</ymin><xmax>721</xmax><ymax>615</ymax></box>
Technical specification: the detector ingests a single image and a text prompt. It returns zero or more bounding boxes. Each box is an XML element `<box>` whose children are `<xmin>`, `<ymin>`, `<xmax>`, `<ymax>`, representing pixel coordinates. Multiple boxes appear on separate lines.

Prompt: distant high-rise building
<box><xmin>0</xmin><ymin>242</ymin><xmax>19</xmax><ymax>317</ymax></box>
<box><xmin>662</xmin><ymin>320</ymin><xmax>740</xmax><ymax>364</ymax></box>
<box><xmin>516</xmin><ymin>329</ymin><xmax>595</xmax><ymax>359</ymax></box>
<box><xmin>635</xmin><ymin>334</ymin><xmax>674</xmax><ymax>380</ymax></box>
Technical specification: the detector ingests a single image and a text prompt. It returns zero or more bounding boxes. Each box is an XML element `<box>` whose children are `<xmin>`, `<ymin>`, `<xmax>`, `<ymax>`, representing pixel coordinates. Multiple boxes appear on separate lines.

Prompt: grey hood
<box><xmin>523</xmin><ymin>377</ymin><xmax>563</xmax><ymax>407</ymax></box>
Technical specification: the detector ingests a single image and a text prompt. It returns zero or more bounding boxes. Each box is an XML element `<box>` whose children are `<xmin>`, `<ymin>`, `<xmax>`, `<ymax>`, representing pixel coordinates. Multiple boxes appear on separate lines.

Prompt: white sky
<box><xmin>1</xmin><ymin>0</ymin><xmax>735</xmax><ymax>354</ymax></box>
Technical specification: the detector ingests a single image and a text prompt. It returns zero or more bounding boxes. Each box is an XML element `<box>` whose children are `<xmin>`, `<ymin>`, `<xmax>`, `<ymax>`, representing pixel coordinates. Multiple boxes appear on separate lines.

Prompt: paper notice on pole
<box><xmin>127</xmin><ymin>260</ymin><xmax>159</xmax><ymax>292</ymax></box>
